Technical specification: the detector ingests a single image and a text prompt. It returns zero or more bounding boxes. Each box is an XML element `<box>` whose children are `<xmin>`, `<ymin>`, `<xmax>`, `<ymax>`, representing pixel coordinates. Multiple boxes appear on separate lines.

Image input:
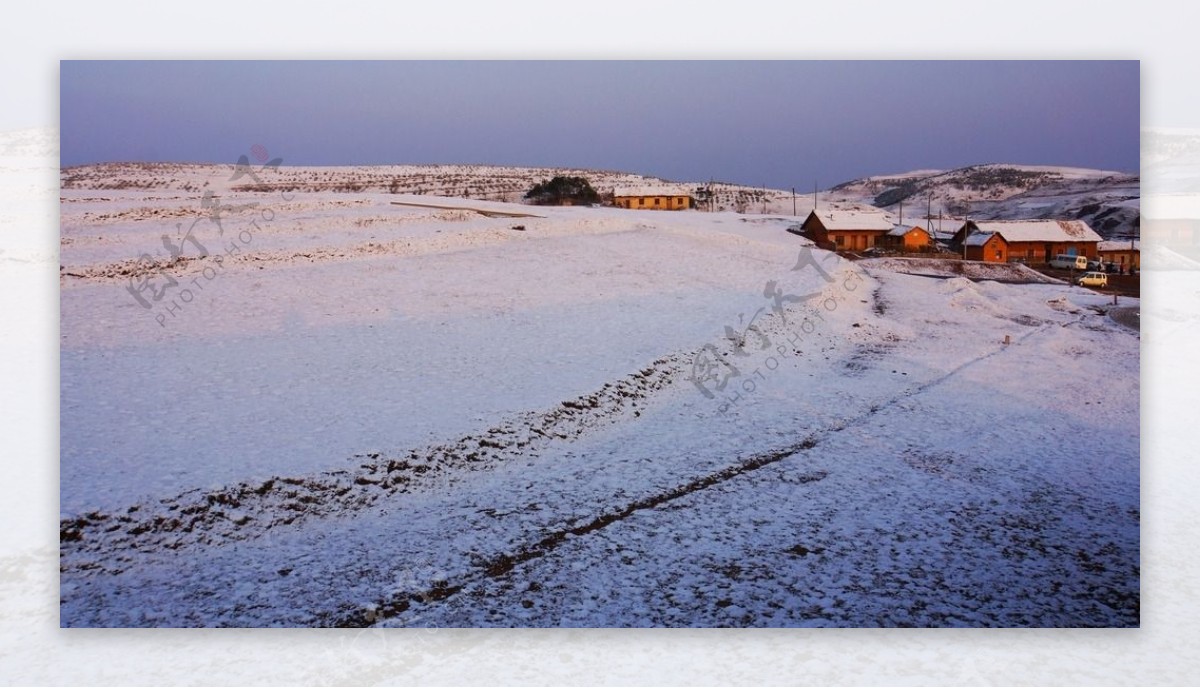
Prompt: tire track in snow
<box><xmin>324</xmin><ymin>316</ymin><xmax>1069</xmax><ymax>627</ymax></box>
<box><xmin>325</xmin><ymin>447</ymin><xmax>829</xmax><ymax>627</ymax></box>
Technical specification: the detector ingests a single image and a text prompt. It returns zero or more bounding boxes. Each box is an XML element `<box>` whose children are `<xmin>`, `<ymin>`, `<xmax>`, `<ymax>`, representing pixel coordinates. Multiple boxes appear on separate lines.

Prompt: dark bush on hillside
<box><xmin>524</xmin><ymin>176</ymin><xmax>600</xmax><ymax>205</ymax></box>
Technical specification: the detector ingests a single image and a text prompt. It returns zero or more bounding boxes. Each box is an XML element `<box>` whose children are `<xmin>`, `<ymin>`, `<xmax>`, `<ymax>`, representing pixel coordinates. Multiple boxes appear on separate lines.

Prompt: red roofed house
<box><xmin>952</xmin><ymin>219</ymin><xmax>1102</xmax><ymax>264</ymax></box>
<box><xmin>801</xmin><ymin>207</ymin><xmax>895</xmax><ymax>251</ymax></box>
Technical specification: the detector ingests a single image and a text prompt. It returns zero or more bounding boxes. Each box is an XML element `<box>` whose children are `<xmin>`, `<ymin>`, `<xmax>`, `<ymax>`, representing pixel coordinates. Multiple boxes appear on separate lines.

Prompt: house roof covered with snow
<box><xmin>1098</xmin><ymin>239</ymin><xmax>1140</xmax><ymax>252</ymax></box>
<box><xmin>965</xmin><ymin>219</ymin><xmax>1102</xmax><ymax>244</ymax></box>
<box><xmin>964</xmin><ymin>231</ymin><xmax>1001</xmax><ymax>247</ymax></box>
<box><xmin>807</xmin><ymin>208</ymin><xmax>895</xmax><ymax>232</ymax></box>
<box><xmin>612</xmin><ymin>185</ymin><xmax>694</xmax><ymax>198</ymax></box>
<box><xmin>887</xmin><ymin>223</ymin><xmax>928</xmax><ymax>237</ymax></box>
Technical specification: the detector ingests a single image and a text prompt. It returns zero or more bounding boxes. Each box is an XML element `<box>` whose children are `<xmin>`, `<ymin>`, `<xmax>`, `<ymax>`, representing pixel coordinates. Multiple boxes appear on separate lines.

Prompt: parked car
<box><xmin>1050</xmin><ymin>254</ymin><xmax>1089</xmax><ymax>270</ymax></box>
<box><xmin>1088</xmin><ymin>258</ymin><xmax>1105</xmax><ymax>271</ymax></box>
<box><xmin>1077</xmin><ymin>271</ymin><xmax>1109</xmax><ymax>288</ymax></box>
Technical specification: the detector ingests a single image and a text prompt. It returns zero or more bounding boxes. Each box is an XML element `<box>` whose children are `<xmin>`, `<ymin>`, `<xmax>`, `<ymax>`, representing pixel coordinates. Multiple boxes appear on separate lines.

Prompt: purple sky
<box><xmin>59</xmin><ymin>61</ymin><xmax>1139</xmax><ymax>189</ymax></box>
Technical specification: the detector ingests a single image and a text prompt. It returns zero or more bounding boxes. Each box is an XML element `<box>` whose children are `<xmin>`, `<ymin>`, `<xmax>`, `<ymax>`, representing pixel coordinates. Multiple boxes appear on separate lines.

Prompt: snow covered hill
<box><xmin>60</xmin><ymin>159</ymin><xmax>1141</xmax><ymax>240</ymax></box>
<box><xmin>60</xmin><ymin>161</ymin><xmax>793</xmax><ymax>214</ymax></box>
<box><xmin>828</xmin><ymin>164</ymin><xmax>1140</xmax><ymax>239</ymax></box>
<box><xmin>58</xmin><ymin>165</ymin><xmax>1140</xmax><ymax>628</ymax></box>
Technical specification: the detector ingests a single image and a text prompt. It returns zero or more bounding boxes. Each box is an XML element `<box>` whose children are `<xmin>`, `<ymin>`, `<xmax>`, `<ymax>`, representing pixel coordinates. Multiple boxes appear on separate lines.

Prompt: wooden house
<box><xmin>963</xmin><ymin>231</ymin><xmax>1010</xmax><ymax>263</ymax></box>
<box><xmin>1098</xmin><ymin>239</ymin><xmax>1140</xmax><ymax>271</ymax></box>
<box><xmin>800</xmin><ymin>208</ymin><xmax>895</xmax><ymax>251</ymax></box>
<box><xmin>878</xmin><ymin>224</ymin><xmax>933</xmax><ymax>252</ymax></box>
<box><xmin>952</xmin><ymin>220</ymin><xmax>1102</xmax><ymax>263</ymax></box>
<box><xmin>612</xmin><ymin>186</ymin><xmax>694</xmax><ymax>211</ymax></box>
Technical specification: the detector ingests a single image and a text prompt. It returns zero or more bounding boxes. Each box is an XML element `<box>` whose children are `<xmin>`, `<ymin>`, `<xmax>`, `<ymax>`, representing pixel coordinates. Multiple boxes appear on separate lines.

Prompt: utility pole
<box><xmin>1133</xmin><ymin>220</ymin><xmax>1139</xmax><ymax>272</ymax></box>
<box><xmin>792</xmin><ymin>187</ymin><xmax>796</xmax><ymax>216</ymax></box>
<box><xmin>813</xmin><ymin>181</ymin><xmax>818</xmax><ymax>211</ymax></box>
<box><xmin>899</xmin><ymin>200</ymin><xmax>903</xmax><ymax>227</ymax></box>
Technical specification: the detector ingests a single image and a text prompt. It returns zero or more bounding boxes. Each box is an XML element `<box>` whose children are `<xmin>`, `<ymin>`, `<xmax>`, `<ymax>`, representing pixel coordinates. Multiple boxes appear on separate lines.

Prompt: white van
<box><xmin>1049</xmin><ymin>254</ymin><xmax>1089</xmax><ymax>270</ymax></box>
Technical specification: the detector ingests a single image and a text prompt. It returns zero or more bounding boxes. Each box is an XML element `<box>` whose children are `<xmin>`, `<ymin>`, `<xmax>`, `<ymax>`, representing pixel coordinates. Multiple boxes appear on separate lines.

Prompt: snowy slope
<box><xmin>59</xmin><ymin>166</ymin><xmax>1139</xmax><ymax>628</ymax></box>
<box><xmin>60</xmin><ymin>200</ymin><xmax>815</xmax><ymax>512</ymax></box>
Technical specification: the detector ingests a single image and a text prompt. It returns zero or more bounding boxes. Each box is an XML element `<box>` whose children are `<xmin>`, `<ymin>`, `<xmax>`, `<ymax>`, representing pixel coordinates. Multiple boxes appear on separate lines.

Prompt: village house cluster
<box><xmin>792</xmin><ymin>207</ymin><xmax>1137</xmax><ymax>270</ymax></box>
<box><xmin>604</xmin><ymin>187</ymin><xmax>1138</xmax><ymax>272</ymax></box>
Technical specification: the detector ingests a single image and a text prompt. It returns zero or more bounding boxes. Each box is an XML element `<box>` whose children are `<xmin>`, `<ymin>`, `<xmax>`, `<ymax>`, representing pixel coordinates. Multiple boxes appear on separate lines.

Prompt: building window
<box><xmin>835</xmin><ymin>235</ymin><xmax>844</xmax><ymax>247</ymax></box>
<box><xmin>654</xmin><ymin>198</ymin><xmax>661</xmax><ymax>206</ymax></box>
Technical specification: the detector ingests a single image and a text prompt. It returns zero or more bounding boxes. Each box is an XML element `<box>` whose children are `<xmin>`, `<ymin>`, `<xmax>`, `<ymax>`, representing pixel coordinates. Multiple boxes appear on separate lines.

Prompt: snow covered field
<box><xmin>59</xmin><ymin>167</ymin><xmax>1139</xmax><ymax>627</ymax></box>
